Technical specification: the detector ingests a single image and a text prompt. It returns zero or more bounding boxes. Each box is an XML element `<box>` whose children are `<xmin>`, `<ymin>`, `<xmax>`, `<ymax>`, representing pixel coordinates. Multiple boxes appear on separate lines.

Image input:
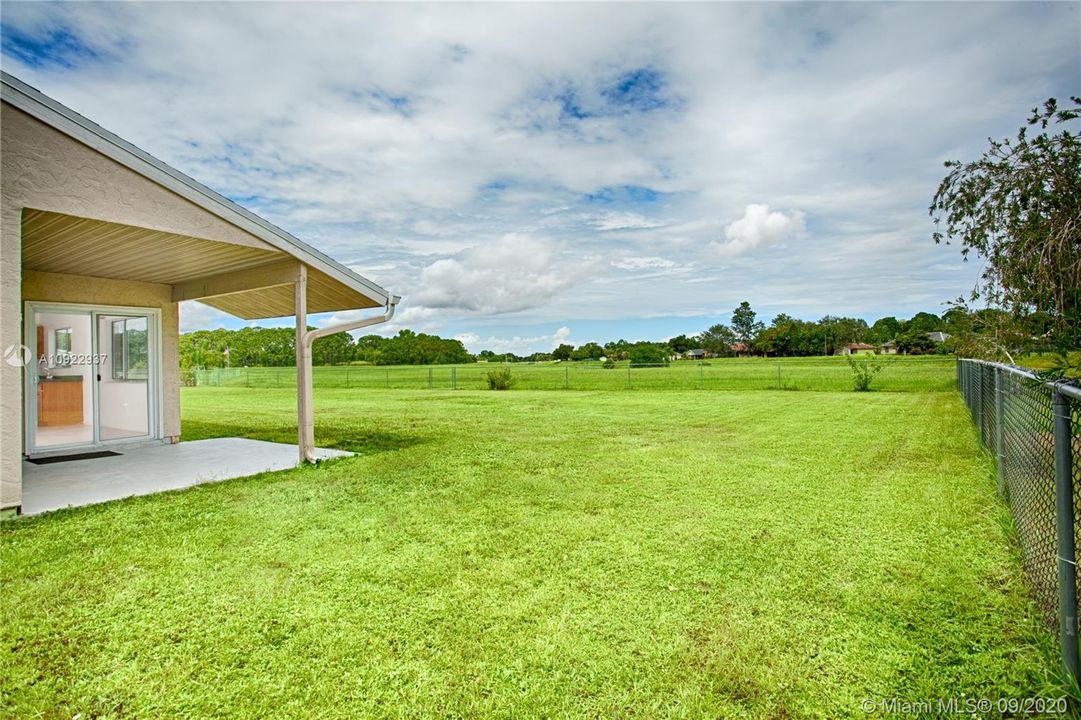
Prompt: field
<box><xmin>191</xmin><ymin>354</ymin><xmax>958</xmax><ymax>393</ymax></box>
<box><xmin>0</xmin><ymin>358</ymin><xmax>1064</xmax><ymax>717</ymax></box>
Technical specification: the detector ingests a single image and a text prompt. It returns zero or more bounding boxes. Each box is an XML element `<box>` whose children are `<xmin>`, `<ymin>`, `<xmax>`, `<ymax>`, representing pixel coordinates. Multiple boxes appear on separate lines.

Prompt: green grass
<box><xmin>191</xmin><ymin>354</ymin><xmax>957</xmax><ymax>393</ymax></box>
<box><xmin>0</xmin><ymin>381</ymin><xmax>1063</xmax><ymax>718</ymax></box>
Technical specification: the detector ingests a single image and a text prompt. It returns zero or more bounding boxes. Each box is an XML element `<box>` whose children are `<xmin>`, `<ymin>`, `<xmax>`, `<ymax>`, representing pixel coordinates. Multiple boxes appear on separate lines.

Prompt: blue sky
<box><xmin>3</xmin><ymin>2</ymin><xmax>1078</xmax><ymax>354</ymax></box>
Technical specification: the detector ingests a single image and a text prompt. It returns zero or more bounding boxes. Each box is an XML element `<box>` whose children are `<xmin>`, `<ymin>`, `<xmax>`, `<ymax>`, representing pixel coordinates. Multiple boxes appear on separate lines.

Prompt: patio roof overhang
<box><xmin>21</xmin><ymin>209</ymin><xmax>385</xmax><ymax>319</ymax></box>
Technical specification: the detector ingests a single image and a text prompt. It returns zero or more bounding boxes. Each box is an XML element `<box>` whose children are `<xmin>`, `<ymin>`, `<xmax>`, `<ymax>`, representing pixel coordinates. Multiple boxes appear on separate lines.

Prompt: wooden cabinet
<box><xmin>38</xmin><ymin>378</ymin><xmax>84</xmax><ymax>426</ymax></box>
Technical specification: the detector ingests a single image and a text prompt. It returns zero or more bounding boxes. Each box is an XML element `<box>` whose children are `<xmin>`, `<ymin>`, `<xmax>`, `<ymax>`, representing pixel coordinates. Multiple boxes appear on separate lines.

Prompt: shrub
<box><xmin>847</xmin><ymin>354</ymin><xmax>884</xmax><ymax>391</ymax></box>
<box><xmin>486</xmin><ymin>368</ymin><xmax>515</xmax><ymax>390</ymax></box>
<box><xmin>602</xmin><ymin>359</ymin><xmax>616</xmax><ymax>369</ymax></box>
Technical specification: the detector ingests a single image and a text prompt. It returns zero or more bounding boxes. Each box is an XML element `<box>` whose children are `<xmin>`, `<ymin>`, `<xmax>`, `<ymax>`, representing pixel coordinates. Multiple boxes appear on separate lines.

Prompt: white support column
<box><xmin>295</xmin><ymin>265</ymin><xmax>316</xmax><ymax>463</ymax></box>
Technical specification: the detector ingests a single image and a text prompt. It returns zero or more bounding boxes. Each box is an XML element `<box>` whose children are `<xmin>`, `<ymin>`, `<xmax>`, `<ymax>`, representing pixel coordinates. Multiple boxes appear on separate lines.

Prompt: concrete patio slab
<box><xmin>21</xmin><ymin>438</ymin><xmax>352</xmax><ymax>516</ymax></box>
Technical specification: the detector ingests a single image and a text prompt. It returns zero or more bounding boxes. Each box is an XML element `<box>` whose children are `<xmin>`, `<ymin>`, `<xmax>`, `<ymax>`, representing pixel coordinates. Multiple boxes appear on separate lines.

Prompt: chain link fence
<box><xmin>184</xmin><ymin>357</ymin><xmax>957</xmax><ymax>393</ymax></box>
<box><xmin>958</xmin><ymin>359</ymin><xmax>1081</xmax><ymax>682</ymax></box>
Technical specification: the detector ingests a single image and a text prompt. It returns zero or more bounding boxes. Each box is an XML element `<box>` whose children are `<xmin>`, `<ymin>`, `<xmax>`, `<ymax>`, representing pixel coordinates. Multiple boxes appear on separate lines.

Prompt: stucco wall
<box><xmin>1</xmin><ymin>101</ymin><xmax>274</xmax><ymax>510</ymax></box>
<box><xmin>1</xmin><ymin>206</ymin><xmax>21</xmax><ymax>509</ymax></box>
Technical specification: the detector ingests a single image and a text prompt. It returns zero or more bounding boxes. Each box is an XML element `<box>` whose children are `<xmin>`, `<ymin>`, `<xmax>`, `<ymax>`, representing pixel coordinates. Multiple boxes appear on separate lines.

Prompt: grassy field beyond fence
<box><xmin>190</xmin><ymin>355</ymin><xmax>956</xmax><ymax>393</ymax></box>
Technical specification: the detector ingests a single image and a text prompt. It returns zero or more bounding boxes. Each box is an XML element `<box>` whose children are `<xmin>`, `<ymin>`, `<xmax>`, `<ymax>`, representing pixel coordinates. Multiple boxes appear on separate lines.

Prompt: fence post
<box><xmin>976</xmin><ymin>364</ymin><xmax>984</xmax><ymax>439</ymax></box>
<box><xmin>428</xmin><ymin>367</ymin><xmax>433</xmax><ymax>389</ymax></box>
<box><xmin>452</xmin><ymin>367</ymin><xmax>457</xmax><ymax>390</ymax></box>
<box><xmin>385</xmin><ymin>369</ymin><xmax>389</xmax><ymax>389</ymax></box>
<box><xmin>627</xmin><ymin>364</ymin><xmax>632</xmax><ymax>389</ymax></box>
<box><xmin>564</xmin><ymin>366</ymin><xmax>568</xmax><ymax>390</ymax></box>
<box><xmin>699</xmin><ymin>363</ymin><xmax>704</xmax><ymax>390</ymax></box>
<box><xmin>1053</xmin><ymin>388</ymin><xmax>1079</xmax><ymax>684</ymax></box>
<box><xmin>994</xmin><ymin>368</ymin><xmax>1006</xmax><ymax>497</ymax></box>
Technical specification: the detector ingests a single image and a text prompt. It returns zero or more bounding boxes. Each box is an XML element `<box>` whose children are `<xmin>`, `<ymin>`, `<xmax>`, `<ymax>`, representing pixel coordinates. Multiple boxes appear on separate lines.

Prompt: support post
<box><xmin>995</xmin><ymin>368</ymin><xmax>1006</xmax><ymax>497</ymax></box>
<box><xmin>1053</xmin><ymin>388</ymin><xmax>1079</xmax><ymax>684</ymax></box>
<box><xmin>295</xmin><ymin>265</ymin><xmax>316</xmax><ymax>464</ymax></box>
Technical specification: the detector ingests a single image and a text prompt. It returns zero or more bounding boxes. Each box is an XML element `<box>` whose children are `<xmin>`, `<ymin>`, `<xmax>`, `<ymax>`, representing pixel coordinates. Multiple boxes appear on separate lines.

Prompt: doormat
<box><xmin>28</xmin><ymin>451</ymin><xmax>122</xmax><ymax>465</ymax></box>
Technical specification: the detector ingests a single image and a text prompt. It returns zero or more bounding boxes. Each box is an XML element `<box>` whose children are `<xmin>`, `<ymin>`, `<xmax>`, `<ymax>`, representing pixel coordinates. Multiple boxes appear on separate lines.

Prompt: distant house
<box><xmin>730</xmin><ymin>342</ymin><xmax>751</xmax><ymax>358</ymax></box>
<box><xmin>881</xmin><ymin>340</ymin><xmax>899</xmax><ymax>355</ymax></box>
<box><xmin>927</xmin><ymin>331</ymin><xmax>951</xmax><ymax>343</ymax></box>
<box><xmin>685</xmin><ymin>349</ymin><xmax>709</xmax><ymax>359</ymax></box>
<box><xmin>839</xmin><ymin>342</ymin><xmax>877</xmax><ymax>356</ymax></box>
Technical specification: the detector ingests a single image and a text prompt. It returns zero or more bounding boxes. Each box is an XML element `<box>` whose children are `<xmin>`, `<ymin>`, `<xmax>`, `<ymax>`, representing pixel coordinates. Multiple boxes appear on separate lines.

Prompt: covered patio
<box><xmin>2</xmin><ymin>72</ymin><xmax>398</xmax><ymax>515</ymax></box>
<box><xmin>21</xmin><ymin>439</ymin><xmax>352</xmax><ymax>516</ymax></box>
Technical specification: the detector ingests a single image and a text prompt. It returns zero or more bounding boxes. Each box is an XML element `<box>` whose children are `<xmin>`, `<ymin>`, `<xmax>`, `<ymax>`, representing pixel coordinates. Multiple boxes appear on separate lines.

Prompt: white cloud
<box><xmin>714</xmin><ymin>204</ymin><xmax>806</xmax><ymax>257</ymax></box>
<box><xmin>612</xmin><ymin>256</ymin><xmax>678</xmax><ymax>271</ymax></box>
<box><xmin>411</xmin><ymin>235</ymin><xmax>591</xmax><ymax>315</ymax></box>
<box><xmin>455</xmin><ymin>326</ymin><xmax>572</xmax><ymax>354</ymax></box>
<box><xmin>179</xmin><ymin>301</ymin><xmax>234</xmax><ymax>332</ymax></box>
<box><xmin>595</xmin><ymin>212</ymin><xmax>666</xmax><ymax>231</ymax></box>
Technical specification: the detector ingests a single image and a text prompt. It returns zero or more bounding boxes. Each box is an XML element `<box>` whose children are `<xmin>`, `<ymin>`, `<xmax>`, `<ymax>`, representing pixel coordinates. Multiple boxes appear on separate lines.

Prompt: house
<box><xmin>729</xmin><ymin>342</ymin><xmax>751</xmax><ymax>358</ymax></box>
<box><xmin>1</xmin><ymin>72</ymin><xmax>398</xmax><ymax>515</ymax></box>
<box><xmin>927</xmin><ymin>331</ymin><xmax>951</xmax><ymax>344</ymax></box>
<box><xmin>839</xmin><ymin>342</ymin><xmax>877</xmax><ymax>356</ymax></box>
<box><xmin>881</xmin><ymin>340</ymin><xmax>899</xmax><ymax>355</ymax></box>
<box><xmin>685</xmin><ymin>349</ymin><xmax>709</xmax><ymax>359</ymax></box>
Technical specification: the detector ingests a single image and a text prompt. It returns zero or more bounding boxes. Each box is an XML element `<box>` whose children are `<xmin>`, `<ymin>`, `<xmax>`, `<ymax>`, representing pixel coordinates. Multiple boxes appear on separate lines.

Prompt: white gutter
<box><xmin>305</xmin><ymin>296</ymin><xmax>399</xmax><ymax>345</ymax></box>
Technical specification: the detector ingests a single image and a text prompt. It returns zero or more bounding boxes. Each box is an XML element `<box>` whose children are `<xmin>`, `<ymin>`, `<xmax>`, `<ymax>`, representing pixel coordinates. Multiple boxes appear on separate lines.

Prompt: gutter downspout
<box><xmin>296</xmin><ymin>291</ymin><xmax>399</xmax><ymax>463</ymax></box>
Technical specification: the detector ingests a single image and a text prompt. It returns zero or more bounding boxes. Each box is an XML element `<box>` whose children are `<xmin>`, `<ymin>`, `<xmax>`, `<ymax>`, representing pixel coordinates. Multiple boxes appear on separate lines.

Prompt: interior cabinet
<box><xmin>38</xmin><ymin>378</ymin><xmax>83</xmax><ymax>426</ymax></box>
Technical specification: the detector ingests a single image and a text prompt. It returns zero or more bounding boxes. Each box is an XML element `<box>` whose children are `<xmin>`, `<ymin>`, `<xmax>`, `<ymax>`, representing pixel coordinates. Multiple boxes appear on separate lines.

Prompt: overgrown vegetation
<box><xmin>486</xmin><ymin>367</ymin><xmax>514</xmax><ymax>390</ymax></box>
<box><xmin>0</xmin><ymin>387</ymin><xmax>1059</xmax><ymax>716</ymax></box>
<box><xmin>847</xmin><ymin>354</ymin><xmax>885</xmax><ymax>391</ymax></box>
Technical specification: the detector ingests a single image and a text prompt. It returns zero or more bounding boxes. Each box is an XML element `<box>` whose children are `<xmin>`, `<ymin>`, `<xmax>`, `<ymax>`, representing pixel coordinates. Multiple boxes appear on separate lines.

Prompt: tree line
<box><xmin>540</xmin><ymin>302</ymin><xmax>965</xmax><ymax>364</ymax></box>
<box><xmin>180</xmin><ymin>327</ymin><xmax>471</xmax><ymax>368</ymax></box>
<box><xmin>180</xmin><ymin>304</ymin><xmax>989</xmax><ymax>369</ymax></box>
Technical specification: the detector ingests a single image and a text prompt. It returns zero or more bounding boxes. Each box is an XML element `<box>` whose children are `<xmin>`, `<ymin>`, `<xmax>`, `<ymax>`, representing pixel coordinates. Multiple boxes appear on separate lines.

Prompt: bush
<box><xmin>602</xmin><ymin>359</ymin><xmax>616</xmax><ymax>369</ymax></box>
<box><xmin>486</xmin><ymin>368</ymin><xmax>515</xmax><ymax>390</ymax></box>
<box><xmin>847</xmin><ymin>355</ymin><xmax>884</xmax><ymax>391</ymax></box>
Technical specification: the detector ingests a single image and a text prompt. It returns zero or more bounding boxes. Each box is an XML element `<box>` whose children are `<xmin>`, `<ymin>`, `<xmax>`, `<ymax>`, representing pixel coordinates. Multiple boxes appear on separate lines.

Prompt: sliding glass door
<box><xmin>26</xmin><ymin>303</ymin><xmax>159</xmax><ymax>455</ymax></box>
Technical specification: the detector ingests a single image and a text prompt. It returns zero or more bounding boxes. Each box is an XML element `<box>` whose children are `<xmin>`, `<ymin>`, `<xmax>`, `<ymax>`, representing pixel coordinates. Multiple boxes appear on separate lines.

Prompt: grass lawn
<box><xmin>0</xmin><ymin>385</ymin><xmax>1063</xmax><ymax>718</ymax></box>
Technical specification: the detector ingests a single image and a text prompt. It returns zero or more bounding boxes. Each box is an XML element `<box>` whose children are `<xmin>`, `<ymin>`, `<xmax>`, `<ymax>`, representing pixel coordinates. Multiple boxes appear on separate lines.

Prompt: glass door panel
<box><xmin>95</xmin><ymin>313</ymin><xmax>151</xmax><ymax>441</ymax></box>
<box><xmin>31</xmin><ymin>310</ymin><xmax>94</xmax><ymax>449</ymax></box>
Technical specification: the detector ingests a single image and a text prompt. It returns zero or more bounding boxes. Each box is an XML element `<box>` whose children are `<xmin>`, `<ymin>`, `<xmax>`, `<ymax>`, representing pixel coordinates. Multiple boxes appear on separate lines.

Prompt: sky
<box><xmin>2</xmin><ymin>2</ymin><xmax>1078</xmax><ymax>355</ymax></box>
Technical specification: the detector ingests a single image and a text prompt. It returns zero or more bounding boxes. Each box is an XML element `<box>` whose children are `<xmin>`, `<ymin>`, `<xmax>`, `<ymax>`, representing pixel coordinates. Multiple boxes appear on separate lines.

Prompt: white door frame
<box><xmin>23</xmin><ymin>301</ymin><xmax>163</xmax><ymax>456</ymax></box>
